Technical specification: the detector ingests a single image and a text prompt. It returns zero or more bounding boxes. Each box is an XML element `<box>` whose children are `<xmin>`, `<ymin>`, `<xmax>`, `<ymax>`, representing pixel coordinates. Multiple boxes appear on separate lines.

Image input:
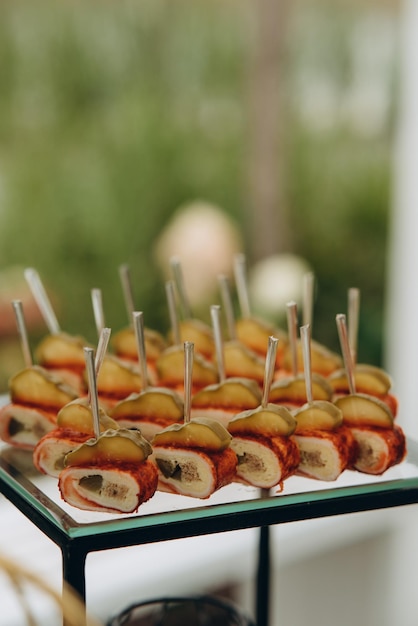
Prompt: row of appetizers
<box><xmin>0</xmin><ymin>333</ymin><xmax>406</xmax><ymax>514</ymax></box>
<box><xmin>0</xmin><ymin>265</ymin><xmax>407</xmax><ymax>514</ymax></box>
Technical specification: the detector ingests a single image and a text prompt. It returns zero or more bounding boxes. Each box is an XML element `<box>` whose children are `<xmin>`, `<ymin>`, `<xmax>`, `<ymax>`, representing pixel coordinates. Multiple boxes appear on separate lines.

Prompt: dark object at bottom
<box><xmin>107</xmin><ymin>595</ymin><xmax>256</xmax><ymax>626</ymax></box>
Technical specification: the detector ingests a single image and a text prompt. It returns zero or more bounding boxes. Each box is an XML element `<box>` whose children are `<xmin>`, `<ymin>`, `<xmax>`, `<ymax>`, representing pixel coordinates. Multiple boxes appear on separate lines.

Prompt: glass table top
<box><xmin>1</xmin><ymin>436</ymin><xmax>418</xmax><ymax>545</ymax></box>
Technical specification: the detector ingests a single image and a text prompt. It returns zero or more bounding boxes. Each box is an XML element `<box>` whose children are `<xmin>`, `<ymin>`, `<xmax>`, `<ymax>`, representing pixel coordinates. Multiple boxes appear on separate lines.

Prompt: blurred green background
<box><xmin>0</xmin><ymin>0</ymin><xmax>399</xmax><ymax>390</ymax></box>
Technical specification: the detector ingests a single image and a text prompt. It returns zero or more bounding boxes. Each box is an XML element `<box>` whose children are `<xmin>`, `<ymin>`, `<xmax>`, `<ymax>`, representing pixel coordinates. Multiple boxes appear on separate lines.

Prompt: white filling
<box><xmin>0</xmin><ymin>406</ymin><xmax>55</xmax><ymax>448</ymax></box>
<box><xmin>60</xmin><ymin>468</ymin><xmax>140</xmax><ymax>513</ymax></box>
<box><xmin>230</xmin><ymin>437</ymin><xmax>282</xmax><ymax>488</ymax></box>
<box><xmin>351</xmin><ymin>429</ymin><xmax>389</xmax><ymax>474</ymax></box>
<box><xmin>152</xmin><ymin>447</ymin><xmax>215</xmax><ymax>498</ymax></box>
<box><xmin>33</xmin><ymin>438</ymin><xmax>74</xmax><ymax>477</ymax></box>
<box><xmin>293</xmin><ymin>435</ymin><xmax>342</xmax><ymax>481</ymax></box>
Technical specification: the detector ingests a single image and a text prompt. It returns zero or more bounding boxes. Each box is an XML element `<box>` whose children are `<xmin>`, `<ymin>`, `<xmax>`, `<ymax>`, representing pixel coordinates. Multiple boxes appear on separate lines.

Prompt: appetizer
<box><xmin>334</xmin><ymin>313</ymin><xmax>406</xmax><ymax>475</ymax></box>
<box><xmin>35</xmin><ymin>331</ymin><xmax>89</xmax><ymax>393</ymax></box>
<box><xmin>110</xmin><ymin>311</ymin><xmax>185</xmax><ymax>441</ymax></box>
<box><xmin>155</xmin><ymin>282</ymin><xmax>217</xmax><ymax>395</ymax></box>
<box><xmin>292</xmin><ymin>324</ymin><xmax>356</xmax><ymax>481</ymax></box>
<box><xmin>92</xmin><ymin>355</ymin><xmax>142</xmax><ymax>410</ymax></box>
<box><xmin>280</xmin><ymin>274</ymin><xmax>342</xmax><ymax>377</ymax></box>
<box><xmin>59</xmin><ymin>428</ymin><xmax>158</xmax><ymax>513</ymax></box>
<box><xmin>33</xmin><ymin>397</ymin><xmax>118</xmax><ymax>477</ymax></box>
<box><xmin>329</xmin><ymin>364</ymin><xmax>398</xmax><ymax>417</ymax></box>
<box><xmin>0</xmin><ymin>365</ymin><xmax>78</xmax><ymax>450</ymax></box>
<box><xmin>58</xmin><ymin>347</ymin><xmax>158</xmax><ymax>513</ymax></box>
<box><xmin>151</xmin><ymin>342</ymin><xmax>237</xmax><ymax>498</ymax></box>
<box><xmin>151</xmin><ymin>418</ymin><xmax>237</xmax><ymax>498</ymax></box>
<box><xmin>190</xmin><ymin>305</ymin><xmax>262</xmax><ymax>427</ymax></box>
<box><xmin>334</xmin><ymin>393</ymin><xmax>405</xmax><ymax>475</ymax></box>
<box><xmin>270</xmin><ymin>302</ymin><xmax>334</xmax><ymax>409</ymax></box>
<box><xmin>227</xmin><ymin>336</ymin><xmax>300</xmax><ymax>489</ymax></box>
<box><xmin>24</xmin><ymin>267</ymin><xmax>89</xmax><ymax>393</ymax></box>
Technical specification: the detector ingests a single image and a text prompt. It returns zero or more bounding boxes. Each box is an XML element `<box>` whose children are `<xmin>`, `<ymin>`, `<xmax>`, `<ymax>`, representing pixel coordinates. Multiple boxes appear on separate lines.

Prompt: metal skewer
<box><xmin>347</xmin><ymin>287</ymin><xmax>360</xmax><ymax>367</ymax></box>
<box><xmin>24</xmin><ymin>268</ymin><xmax>60</xmax><ymax>335</ymax></box>
<box><xmin>183</xmin><ymin>341</ymin><xmax>194</xmax><ymax>423</ymax></box>
<box><xmin>165</xmin><ymin>280</ymin><xmax>181</xmax><ymax>346</ymax></box>
<box><xmin>336</xmin><ymin>313</ymin><xmax>356</xmax><ymax>395</ymax></box>
<box><xmin>132</xmin><ymin>311</ymin><xmax>149</xmax><ymax>391</ymax></box>
<box><xmin>170</xmin><ymin>256</ymin><xmax>192</xmax><ymax>319</ymax></box>
<box><xmin>261</xmin><ymin>336</ymin><xmax>278</xmax><ymax>409</ymax></box>
<box><xmin>210</xmin><ymin>304</ymin><xmax>226</xmax><ymax>383</ymax></box>
<box><xmin>286</xmin><ymin>301</ymin><xmax>299</xmax><ymax>378</ymax></box>
<box><xmin>218</xmin><ymin>274</ymin><xmax>237</xmax><ymax>341</ymax></box>
<box><xmin>119</xmin><ymin>263</ymin><xmax>136</xmax><ymax>322</ymax></box>
<box><xmin>12</xmin><ymin>300</ymin><xmax>33</xmax><ymax>368</ymax></box>
<box><xmin>91</xmin><ymin>288</ymin><xmax>106</xmax><ymax>337</ymax></box>
<box><xmin>84</xmin><ymin>347</ymin><xmax>101</xmax><ymax>440</ymax></box>
<box><xmin>233</xmin><ymin>253</ymin><xmax>251</xmax><ymax>319</ymax></box>
<box><xmin>94</xmin><ymin>327</ymin><xmax>111</xmax><ymax>377</ymax></box>
<box><xmin>302</xmin><ymin>272</ymin><xmax>315</xmax><ymax>328</ymax></box>
<box><xmin>300</xmin><ymin>324</ymin><xmax>313</xmax><ymax>404</ymax></box>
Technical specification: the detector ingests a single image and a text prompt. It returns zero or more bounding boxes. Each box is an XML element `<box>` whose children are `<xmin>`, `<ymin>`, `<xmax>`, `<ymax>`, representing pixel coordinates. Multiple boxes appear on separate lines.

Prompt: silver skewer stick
<box><xmin>86</xmin><ymin>327</ymin><xmax>111</xmax><ymax>406</ymax></box>
<box><xmin>170</xmin><ymin>256</ymin><xmax>192</xmax><ymax>319</ymax></box>
<box><xmin>233</xmin><ymin>253</ymin><xmax>251</xmax><ymax>319</ymax></box>
<box><xmin>286</xmin><ymin>301</ymin><xmax>299</xmax><ymax>378</ymax></box>
<box><xmin>218</xmin><ymin>274</ymin><xmax>237</xmax><ymax>341</ymax></box>
<box><xmin>84</xmin><ymin>347</ymin><xmax>101</xmax><ymax>440</ymax></box>
<box><xmin>210</xmin><ymin>304</ymin><xmax>226</xmax><ymax>383</ymax></box>
<box><xmin>95</xmin><ymin>327</ymin><xmax>111</xmax><ymax>377</ymax></box>
<box><xmin>91</xmin><ymin>288</ymin><xmax>106</xmax><ymax>337</ymax></box>
<box><xmin>24</xmin><ymin>268</ymin><xmax>60</xmax><ymax>335</ymax></box>
<box><xmin>336</xmin><ymin>313</ymin><xmax>356</xmax><ymax>395</ymax></box>
<box><xmin>165</xmin><ymin>280</ymin><xmax>181</xmax><ymax>346</ymax></box>
<box><xmin>300</xmin><ymin>324</ymin><xmax>313</xmax><ymax>404</ymax></box>
<box><xmin>261</xmin><ymin>336</ymin><xmax>278</xmax><ymax>409</ymax></box>
<box><xmin>12</xmin><ymin>300</ymin><xmax>33</xmax><ymax>368</ymax></box>
<box><xmin>132</xmin><ymin>311</ymin><xmax>149</xmax><ymax>391</ymax></box>
<box><xmin>183</xmin><ymin>341</ymin><xmax>194</xmax><ymax>423</ymax></box>
<box><xmin>347</xmin><ymin>287</ymin><xmax>360</xmax><ymax>366</ymax></box>
<box><xmin>119</xmin><ymin>264</ymin><xmax>136</xmax><ymax>322</ymax></box>
<box><xmin>302</xmin><ymin>272</ymin><xmax>315</xmax><ymax>328</ymax></box>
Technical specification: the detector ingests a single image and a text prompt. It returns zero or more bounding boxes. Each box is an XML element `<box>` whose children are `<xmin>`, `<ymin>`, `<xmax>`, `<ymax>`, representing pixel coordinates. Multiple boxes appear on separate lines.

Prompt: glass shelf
<box><xmin>2</xmin><ymin>436</ymin><xmax>418</xmax><ymax>626</ymax></box>
<box><xmin>1</xmin><ymin>437</ymin><xmax>418</xmax><ymax>541</ymax></box>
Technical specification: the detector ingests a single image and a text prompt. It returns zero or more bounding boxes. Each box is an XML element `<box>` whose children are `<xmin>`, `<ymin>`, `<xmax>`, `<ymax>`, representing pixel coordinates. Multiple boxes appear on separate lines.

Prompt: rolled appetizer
<box><xmin>111</xmin><ymin>326</ymin><xmax>166</xmax><ymax>386</ymax></box>
<box><xmin>151</xmin><ymin>417</ymin><xmax>237</xmax><ymax>498</ymax></box>
<box><xmin>291</xmin><ymin>324</ymin><xmax>356</xmax><ymax>481</ymax></box>
<box><xmin>228</xmin><ymin>404</ymin><xmax>299</xmax><ymax>489</ymax></box>
<box><xmin>34</xmin><ymin>331</ymin><xmax>89</xmax><ymax>394</ymax></box>
<box><xmin>227</xmin><ymin>335</ymin><xmax>299</xmax><ymax>489</ymax></box>
<box><xmin>151</xmin><ymin>341</ymin><xmax>237</xmax><ymax>498</ymax></box>
<box><xmin>92</xmin><ymin>355</ymin><xmax>142</xmax><ymax>410</ymax></box>
<box><xmin>334</xmin><ymin>313</ymin><xmax>406</xmax><ymax>476</ymax></box>
<box><xmin>110</xmin><ymin>310</ymin><xmax>185</xmax><ymax>441</ymax></box>
<box><xmin>0</xmin><ymin>365</ymin><xmax>78</xmax><ymax>450</ymax></box>
<box><xmin>155</xmin><ymin>346</ymin><xmax>218</xmax><ymax>396</ymax></box>
<box><xmin>190</xmin><ymin>305</ymin><xmax>263</xmax><ymax>428</ymax></box>
<box><xmin>33</xmin><ymin>397</ymin><xmax>118</xmax><ymax>477</ymax></box>
<box><xmin>329</xmin><ymin>364</ymin><xmax>398</xmax><ymax>417</ymax></box>
<box><xmin>59</xmin><ymin>428</ymin><xmax>158</xmax><ymax>514</ymax></box>
<box><xmin>334</xmin><ymin>393</ymin><xmax>406</xmax><ymax>475</ymax></box>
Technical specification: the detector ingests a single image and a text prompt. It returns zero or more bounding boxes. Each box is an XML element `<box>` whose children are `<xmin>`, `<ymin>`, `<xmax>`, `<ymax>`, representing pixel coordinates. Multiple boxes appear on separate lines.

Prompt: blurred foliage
<box><xmin>0</xmin><ymin>0</ymin><xmax>400</xmax><ymax>389</ymax></box>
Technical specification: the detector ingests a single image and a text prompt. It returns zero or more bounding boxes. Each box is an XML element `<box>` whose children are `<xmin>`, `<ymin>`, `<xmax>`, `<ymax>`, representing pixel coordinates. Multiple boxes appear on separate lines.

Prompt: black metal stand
<box><xmin>256</xmin><ymin>525</ymin><xmax>270</xmax><ymax>626</ymax></box>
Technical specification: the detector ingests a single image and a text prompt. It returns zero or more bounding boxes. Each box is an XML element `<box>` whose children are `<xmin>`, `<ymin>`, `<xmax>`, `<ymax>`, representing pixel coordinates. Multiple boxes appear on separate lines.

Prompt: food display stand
<box><xmin>1</xmin><ymin>438</ymin><xmax>418</xmax><ymax>626</ymax></box>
